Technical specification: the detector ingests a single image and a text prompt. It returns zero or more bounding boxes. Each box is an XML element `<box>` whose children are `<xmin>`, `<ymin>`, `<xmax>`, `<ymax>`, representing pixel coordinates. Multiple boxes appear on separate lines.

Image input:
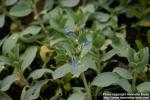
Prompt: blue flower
<box><xmin>71</xmin><ymin>57</ymin><xmax>78</xmax><ymax>67</ymax></box>
<box><xmin>83</xmin><ymin>37</ymin><xmax>89</xmax><ymax>46</ymax></box>
<box><xmin>64</xmin><ymin>28</ymin><xmax>74</xmax><ymax>35</ymax></box>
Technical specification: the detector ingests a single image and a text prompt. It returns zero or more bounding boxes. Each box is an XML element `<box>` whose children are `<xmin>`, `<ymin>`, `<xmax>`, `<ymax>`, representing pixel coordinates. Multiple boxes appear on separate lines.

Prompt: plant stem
<box><xmin>42</xmin><ymin>56</ymin><xmax>50</xmax><ymax>68</ymax></box>
<box><xmin>81</xmin><ymin>72</ymin><xmax>92</xmax><ymax>100</ymax></box>
<box><xmin>132</xmin><ymin>71</ymin><xmax>137</xmax><ymax>93</ymax></box>
<box><xmin>95</xmin><ymin>87</ymin><xmax>101</xmax><ymax>96</ymax></box>
<box><xmin>31</xmin><ymin>0</ymin><xmax>48</xmax><ymax>34</ymax></box>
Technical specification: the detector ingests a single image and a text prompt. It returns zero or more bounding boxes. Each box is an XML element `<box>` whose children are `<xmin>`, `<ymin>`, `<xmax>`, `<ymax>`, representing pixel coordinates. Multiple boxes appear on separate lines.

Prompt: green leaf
<box><xmin>91</xmin><ymin>72</ymin><xmax>120</xmax><ymax>87</ymax></box>
<box><xmin>80</xmin><ymin>4</ymin><xmax>95</xmax><ymax>13</ymax></box>
<box><xmin>28</xmin><ymin>68</ymin><xmax>53</xmax><ymax>79</ymax></box>
<box><xmin>138</xmin><ymin>47</ymin><xmax>149</xmax><ymax>66</ymax></box>
<box><xmin>60</xmin><ymin>0</ymin><xmax>80</xmax><ymax>7</ymax></box>
<box><xmin>4</xmin><ymin>0</ymin><xmax>17</xmax><ymax>6</ymax></box>
<box><xmin>115</xmin><ymin>79</ymin><xmax>132</xmax><ymax>92</ymax></box>
<box><xmin>111</xmin><ymin>39</ymin><xmax>130</xmax><ymax>57</ymax></box>
<box><xmin>113</xmin><ymin>67</ymin><xmax>133</xmax><ymax>79</ymax></box>
<box><xmin>0</xmin><ymin>35</ymin><xmax>8</xmax><ymax>48</ymax></box>
<box><xmin>0</xmin><ymin>74</ymin><xmax>19</xmax><ymax>91</ymax></box>
<box><xmin>2</xmin><ymin>33</ymin><xmax>19</xmax><ymax>54</ymax></box>
<box><xmin>80</xmin><ymin>35</ymin><xmax>92</xmax><ymax>58</ymax></box>
<box><xmin>20</xmin><ymin>46</ymin><xmax>38</xmax><ymax>72</ymax></box>
<box><xmin>20</xmin><ymin>34</ymin><xmax>45</xmax><ymax>43</ymax></box>
<box><xmin>50</xmin><ymin>38</ymin><xmax>65</xmax><ymax>47</ymax></box>
<box><xmin>68</xmin><ymin>87</ymin><xmax>85</xmax><ymax>100</ymax></box>
<box><xmin>24</xmin><ymin>80</ymin><xmax>48</xmax><ymax>100</ymax></box>
<box><xmin>44</xmin><ymin>0</ymin><xmax>54</xmax><ymax>10</ymax></box>
<box><xmin>71</xmin><ymin>57</ymin><xmax>96</xmax><ymax>76</ymax></box>
<box><xmin>147</xmin><ymin>30</ymin><xmax>150</xmax><ymax>46</ymax></box>
<box><xmin>0</xmin><ymin>56</ymin><xmax>12</xmax><ymax>66</ymax></box>
<box><xmin>127</xmin><ymin>47</ymin><xmax>135</xmax><ymax>63</ymax></box>
<box><xmin>9</xmin><ymin>1</ymin><xmax>32</xmax><ymax>17</ymax></box>
<box><xmin>135</xmin><ymin>39</ymin><xmax>144</xmax><ymax>49</ymax></box>
<box><xmin>95</xmin><ymin>12</ymin><xmax>110</xmax><ymax>22</ymax></box>
<box><xmin>0</xmin><ymin>91</ymin><xmax>12</xmax><ymax>100</ymax></box>
<box><xmin>22</xmin><ymin>26</ymin><xmax>41</xmax><ymax>35</ymax></box>
<box><xmin>137</xmin><ymin>82</ymin><xmax>150</xmax><ymax>92</ymax></box>
<box><xmin>52</xmin><ymin>64</ymin><xmax>72</xmax><ymax>79</ymax></box>
<box><xmin>0</xmin><ymin>14</ymin><xmax>5</xmax><ymax>28</ymax></box>
<box><xmin>101</xmin><ymin>49</ymin><xmax>117</xmax><ymax>61</ymax></box>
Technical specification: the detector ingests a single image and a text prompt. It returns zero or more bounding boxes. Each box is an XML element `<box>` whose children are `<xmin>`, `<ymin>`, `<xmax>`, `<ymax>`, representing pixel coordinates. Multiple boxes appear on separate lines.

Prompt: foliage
<box><xmin>0</xmin><ymin>0</ymin><xmax>150</xmax><ymax>100</ymax></box>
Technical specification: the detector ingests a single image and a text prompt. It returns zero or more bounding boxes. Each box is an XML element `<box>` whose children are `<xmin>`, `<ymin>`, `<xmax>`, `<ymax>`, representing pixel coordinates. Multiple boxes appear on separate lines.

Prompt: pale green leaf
<box><xmin>28</xmin><ymin>68</ymin><xmax>53</xmax><ymax>79</ymax></box>
<box><xmin>71</xmin><ymin>57</ymin><xmax>96</xmax><ymax>76</ymax></box>
<box><xmin>60</xmin><ymin>0</ymin><xmax>80</xmax><ymax>7</ymax></box>
<box><xmin>137</xmin><ymin>82</ymin><xmax>150</xmax><ymax>92</ymax></box>
<box><xmin>0</xmin><ymin>35</ymin><xmax>8</xmax><ymax>47</ymax></box>
<box><xmin>80</xmin><ymin>35</ymin><xmax>92</xmax><ymax>58</ymax></box>
<box><xmin>22</xmin><ymin>26</ymin><xmax>41</xmax><ymax>35</ymax></box>
<box><xmin>147</xmin><ymin>30</ymin><xmax>150</xmax><ymax>46</ymax></box>
<box><xmin>68</xmin><ymin>87</ymin><xmax>85</xmax><ymax>100</ymax></box>
<box><xmin>0</xmin><ymin>14</ymin><xmax>5</xmax><ymax>28</ymax></box>
<box><xmin>0</xmin><ymin>74</ymin><xmax>19</xmax><ymax>91</ymax></box>
<box><xmin>139</xmin><ymin>47</ymin><xmax>149</xmax><ymax>66</ymax></box>
<box><xmin>101</xmin><ymin>49</ymin><xmax>117</xmax><ymax>61</ymax></box>
<box><xmin>96</xmin><ymin>12</ymin><xmax>110</xmax><ymax>22</ymax></box>
<box><xmin>20</xmin><ymin>46</ymin><xmax>37</xmax><ymax>72</ymax></box>
<box><xmin>91</xmin><ymin>72</ymin><xmax>120</xmax><ymax>87</ymax></box>
<box><xmin>44</xmin><ymin>0</ymin><xmax>54</xmax><ymax>10</ymax></box>
<box><xmin>52</xmin><ymin>64</ymin><xmax>72</xmax><ymax>79</ymax></box>
<box><xmin>4</xmin><ymin>0</ymin><xmax>17</xmax><ymax>6</ymax></box>
<box><xmin>81</xmin><ymin>4</ymin><xmax>95</xmax><ymax>13</ymax></box>
<box><xmin>115</xmin><ymin>79</ymin><xmax>132</xmax><ymax>92</ymax></box>
<box><xmin>135</xmin><ymin>39</ymin><xmax>144</xmax><ymax>49</ymax></box>
<box><xmin>9</xmin><ymin>1</ymin><xmax>32</xmax><ymax>17</ymax></box>
<box><xmin>24</xmin><ymin>80</ymin><xmax>48</xmax><ymax>100</ymax></box>
<box><xmin>0</xmin><ymin>56</ymin><xmax>12</xmax><ymax>66</ymax></box>
<box><xmin>2</xmin><ymin>33</ymin><xmax>19</xmax><ymax>54</ymax></box>
<box><xmin>113</xmin><ymin>67</ymin><xmax>133</xmax><ymax>79</ymax></box>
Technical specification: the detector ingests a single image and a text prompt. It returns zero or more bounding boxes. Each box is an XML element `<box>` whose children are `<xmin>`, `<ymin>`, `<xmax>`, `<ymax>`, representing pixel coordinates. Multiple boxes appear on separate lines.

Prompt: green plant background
<box><xmin>0</xmin><ymin>0</ymin><xmax>150</xmax><ymax>100</ymax></box>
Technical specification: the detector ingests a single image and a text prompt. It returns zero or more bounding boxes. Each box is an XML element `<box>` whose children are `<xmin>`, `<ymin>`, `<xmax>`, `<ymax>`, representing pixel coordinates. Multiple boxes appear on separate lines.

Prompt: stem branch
<box><xmin>81</xmin><ymin>72</ymin><xmax>92</xmax><ymax>100</ymax></box>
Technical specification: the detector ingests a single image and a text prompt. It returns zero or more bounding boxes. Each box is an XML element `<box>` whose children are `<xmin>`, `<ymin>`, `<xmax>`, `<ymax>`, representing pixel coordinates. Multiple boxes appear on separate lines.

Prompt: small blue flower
<box><xmin>83</xmin><ymin>37</ymin><xmax>89</xmax><ymax>46</ymax></box>
<box><xmin>64</xmin><ymin>28</ymin><xmax>74</xmax><ymax>35</ymax></box>
<box><xmin>71</xmin><ymin>57</ymin><xmax>78</xmax><ymax>67</ymax></box>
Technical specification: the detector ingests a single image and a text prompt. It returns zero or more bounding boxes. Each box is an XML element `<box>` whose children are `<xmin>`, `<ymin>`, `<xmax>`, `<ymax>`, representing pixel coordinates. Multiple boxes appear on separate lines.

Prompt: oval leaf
<box><xmin>113</xmin><ymin>67</ymin><xmax>133</xmax><ymax>79</ymax></box>
<box><xmin>2</xmin><ymin>33</ymin><xmax>19</xmax><ymax>54</ymax></box>
<box><xmin>44</xmin><ymin>0</ymin><xmax>54</xmax><ymax>10</ymax></box>
<box><xmin>60</xmin><ymin>0</ymin><xmax>80</xmax><ymax>7</ymax></box>
<box><xmin>137</xmin><ymin>82</ymin><xmax>150</xmax><ymax>92</ymax></box>
<box><xmin>28</xmin><ymin>68</ymin><xmax>53</xmax><ymax>79</ymax></box>
<box><xmin>9</xmin><ymin>1</ymin><xmax>32</xmax><ymax>17</ymax></box>
<box><xmin>0</xmin><ymin>74</ymin><xmax>19</xmax><ymax>91</ymax></box>
<box><xmin>101</xmin><ymin>49</ymin><xmax>117</xmax><ymax>61</ymax></box>
<box><xmin>0</xmin><ymin>14</ymin><xmax>5</xmax><ymax>28</ymax></box>
<box><xmin>52</xmin><ymin>64</ymin><xmax>71</xmax><ymax>79</ymax></box>
<box><xmin>91</xmin><ymin>72</ymin><xmax>120</xmax><ymax>87</ymax></box>
<box><xmin>115</xmin><ymin>79</ymin><xmax>132</xmax><ymax>92</ymax></box>
<box><xmin>0</xmin><ymin>56</ymin><xmax>12</xmax><ymax>66</ymax></box>
<box><xmin>20</xmin><ymin>46</ymin><xmax>37</xmax><ymax>72</ymax></box>
<box><xmin>71</xmin><ymin>57</ymin><xmax>96</xmax><ymax>77</ymax></box>
<box><xmin>24</xmin><ymin>80</ymin><xmax>48</xmax><ymax>100</ymax></box>
<box><xmin>22</xmin><ymin>26</ymin><xmax>41</xmax><ymax>35</ymax></box>
<box><xmin>68</xmin><ymin>88</ymin><xmax>85</xmax><ymax>100</ymax></box>
<box><xmin>80</xmin><ymin>35</ymin><xmax>92</xmax><ymax>58</ymax></box>
<box><xmin>4</xmin><ymin>0</ymin><xmax>17</xmax><ymax>6</ymax></box>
